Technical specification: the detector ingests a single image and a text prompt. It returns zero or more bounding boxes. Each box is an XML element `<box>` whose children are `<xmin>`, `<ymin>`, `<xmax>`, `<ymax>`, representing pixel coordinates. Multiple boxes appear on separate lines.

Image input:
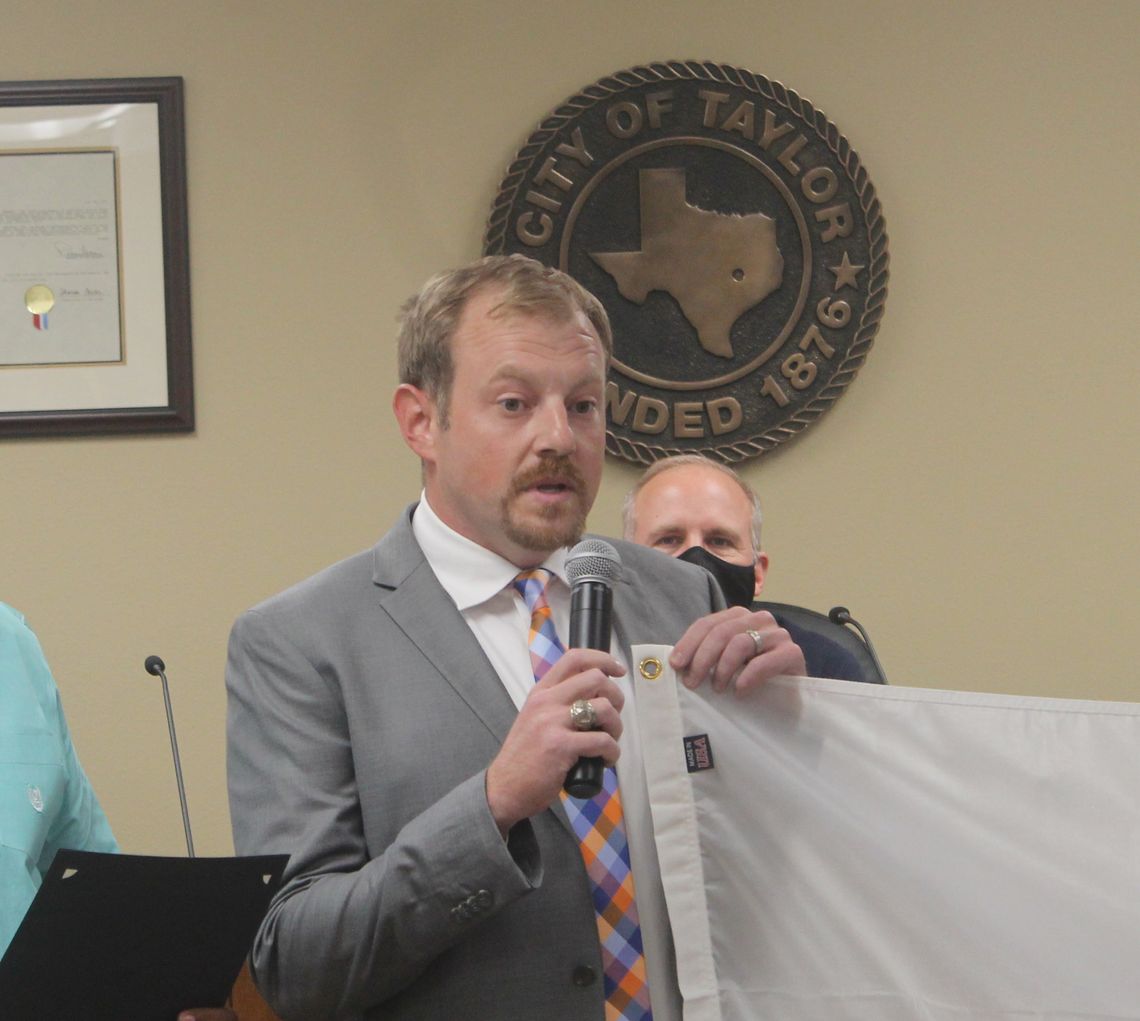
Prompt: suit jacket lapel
<box><xmin>370</xmin><ymin>508</ymin><xmax>520</xmax><ymax>747</ymax></box>
<box><xmin>611</xmin><ymin>556</ymin><xmax>656</xmax><ymax>665</ymax></box>
<box><xmin>609</xmin><ymin>536</ymin><xmax>722</xmax><ymax>655</ymax></box>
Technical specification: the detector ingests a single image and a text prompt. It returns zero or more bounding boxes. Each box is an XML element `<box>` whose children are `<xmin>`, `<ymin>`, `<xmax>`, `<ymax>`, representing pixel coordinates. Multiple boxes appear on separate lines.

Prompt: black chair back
<box><xmin>754</xmin><ymin>601</ymin><xmax>887</xmax><ymax>685</ymax></box>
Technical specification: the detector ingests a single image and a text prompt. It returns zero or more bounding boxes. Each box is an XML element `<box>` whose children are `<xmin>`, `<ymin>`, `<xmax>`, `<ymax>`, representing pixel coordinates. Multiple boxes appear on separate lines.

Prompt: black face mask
<box><xmin>677</xmin><ymin>546</ymin><xmax>757</xmax><ymax>609</ymax></box>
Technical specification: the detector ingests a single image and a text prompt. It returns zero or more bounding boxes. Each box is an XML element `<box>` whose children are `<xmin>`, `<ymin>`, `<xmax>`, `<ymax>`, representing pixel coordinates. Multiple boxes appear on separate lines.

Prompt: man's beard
<box><xmin>500</xmin><ymin>456</ymin><xmax>590</xmax><ymax>553</ymax></box>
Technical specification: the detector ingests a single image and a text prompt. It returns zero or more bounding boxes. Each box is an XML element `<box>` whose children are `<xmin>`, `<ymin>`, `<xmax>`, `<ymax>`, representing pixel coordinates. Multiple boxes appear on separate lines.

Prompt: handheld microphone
<box><xmin>563</xmin><ymin>538</ymin><xmax>622</xmax><ymax>799</ymax></box>
<box><xmin>827</xmin><ymin>607</ymin><xmax>888</xmax><ymax>683</ymax></box>
<box><xmin>143</xmin><ymin>654</ymin><xmax>196</xmax><ymax>857</ymax></box>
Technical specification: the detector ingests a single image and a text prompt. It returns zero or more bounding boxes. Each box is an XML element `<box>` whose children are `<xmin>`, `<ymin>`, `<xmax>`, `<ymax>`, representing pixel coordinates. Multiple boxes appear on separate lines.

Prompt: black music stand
<box><xmin>0</xmin><ymin>849</ymin><xmax>287</xmax><ymax>1021</ymax></box>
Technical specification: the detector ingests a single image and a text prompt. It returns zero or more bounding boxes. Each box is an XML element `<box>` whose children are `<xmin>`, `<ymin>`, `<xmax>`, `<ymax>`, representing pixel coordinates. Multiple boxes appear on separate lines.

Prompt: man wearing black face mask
<box><xmin>622</xmin><ymin>455</ymin><xmax>876</xmax><ymax>683</ymax></box>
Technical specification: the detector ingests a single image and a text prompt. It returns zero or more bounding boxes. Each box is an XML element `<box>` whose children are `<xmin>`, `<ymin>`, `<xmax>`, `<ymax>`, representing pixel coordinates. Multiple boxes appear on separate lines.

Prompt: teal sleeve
<box><xmin>0</xmin><ymin>603</ymin><xmax>118</xmax><ymax>958</ymax></box>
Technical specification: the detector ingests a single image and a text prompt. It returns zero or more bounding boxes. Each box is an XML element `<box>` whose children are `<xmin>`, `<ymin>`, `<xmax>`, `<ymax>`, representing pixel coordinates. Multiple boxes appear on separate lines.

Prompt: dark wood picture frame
<box><xmin>0</xmin><ymin>76</ymin><xmax>193</xmax><ymax>437</ymax></box>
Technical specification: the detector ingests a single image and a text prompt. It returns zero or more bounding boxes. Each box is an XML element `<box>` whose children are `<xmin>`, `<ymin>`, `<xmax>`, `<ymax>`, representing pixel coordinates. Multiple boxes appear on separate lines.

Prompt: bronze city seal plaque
<box><xmin>484</xmin><ymin>61</ymin><xmax>889</xmax><ymax>464</ymax></box>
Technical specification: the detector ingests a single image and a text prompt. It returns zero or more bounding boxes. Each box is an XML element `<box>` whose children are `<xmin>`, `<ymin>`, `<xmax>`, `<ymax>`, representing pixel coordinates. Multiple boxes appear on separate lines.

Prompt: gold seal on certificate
<box><xmin>24</xmin><ymin>285</ymin><xmax>56</xmax><ymax>315</ymax></box>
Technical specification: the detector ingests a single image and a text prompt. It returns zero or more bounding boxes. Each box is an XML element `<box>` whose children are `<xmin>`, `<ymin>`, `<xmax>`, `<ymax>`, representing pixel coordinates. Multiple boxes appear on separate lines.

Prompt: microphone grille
<box><xmin>566</xmin><ymin>538</ymin><xmax>623</xmax><ymax>587</ymax></box>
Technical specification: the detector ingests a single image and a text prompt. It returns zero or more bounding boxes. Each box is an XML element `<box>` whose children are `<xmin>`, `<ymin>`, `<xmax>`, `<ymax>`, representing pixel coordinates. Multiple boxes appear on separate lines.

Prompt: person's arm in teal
<box><xmin>0</xmin><ymin>603</ymin><xmax>116</xmax><ymax>956</ymax></box>
<box><xmin>35</xmin><ymin>677</ymin><xmax>119</xmax><ymax>870</ymax></box>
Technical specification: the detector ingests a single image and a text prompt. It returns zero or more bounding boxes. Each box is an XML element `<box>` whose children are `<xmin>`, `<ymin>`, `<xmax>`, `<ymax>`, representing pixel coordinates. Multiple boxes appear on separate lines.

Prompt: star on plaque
<box><xmin>828</xmin><ymin>251</ymin><xmax>865</xmax><ymax>291</ymax></box>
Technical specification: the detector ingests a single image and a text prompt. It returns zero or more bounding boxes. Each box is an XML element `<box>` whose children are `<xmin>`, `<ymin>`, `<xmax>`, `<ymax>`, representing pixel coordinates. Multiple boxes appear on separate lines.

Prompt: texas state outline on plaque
<box><xmin>590</xmin><ymin>167</ymin><xmax>784</xmax><ymax>359</ymax></box>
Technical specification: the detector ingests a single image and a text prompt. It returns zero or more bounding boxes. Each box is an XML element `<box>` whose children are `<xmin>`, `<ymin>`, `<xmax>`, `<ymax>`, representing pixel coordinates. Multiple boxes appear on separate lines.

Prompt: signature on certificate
<box><xmin>55</xmin><ymin>243</ymin><xmax>105</xmax><ymax>260</ymax></box>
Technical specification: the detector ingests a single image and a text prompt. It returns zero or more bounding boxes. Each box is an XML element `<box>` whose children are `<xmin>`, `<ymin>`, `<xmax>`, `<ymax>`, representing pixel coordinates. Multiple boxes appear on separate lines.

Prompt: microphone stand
<box><xmin>143</xmin><ymin>655</ymin><xmax>195</xmax><ymax>857</ymax></box>
<box><xmin>828</xmin><ymin>607</ymin><xmax>888</xmax><ymax>684</ymax></box>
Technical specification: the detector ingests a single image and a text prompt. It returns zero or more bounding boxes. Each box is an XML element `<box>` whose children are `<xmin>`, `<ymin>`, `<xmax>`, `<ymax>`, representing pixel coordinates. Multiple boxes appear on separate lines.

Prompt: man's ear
<box><xmin>753</xmin><ymin>550</ymin><xmax>770</xmax><ymax>597</ymax></box>
<box><xmin>392</xmin><ymin>384</ymin><xmax>438</xmax><ymax>462</ymax></box>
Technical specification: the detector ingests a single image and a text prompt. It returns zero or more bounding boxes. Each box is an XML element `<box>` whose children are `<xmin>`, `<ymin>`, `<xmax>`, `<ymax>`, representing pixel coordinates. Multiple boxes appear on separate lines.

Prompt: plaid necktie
<box><xmin>512</xmin><ymin>569</ymin><xmax>653</xmax><ymax>1021</ymax></box>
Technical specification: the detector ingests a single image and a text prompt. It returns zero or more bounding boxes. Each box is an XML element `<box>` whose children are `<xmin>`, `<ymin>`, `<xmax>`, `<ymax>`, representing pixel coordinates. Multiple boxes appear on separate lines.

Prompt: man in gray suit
<box><xmin>226</xmin><ymin>255</ymin><xmax>805</xmax><ymax>1020</ymax></box>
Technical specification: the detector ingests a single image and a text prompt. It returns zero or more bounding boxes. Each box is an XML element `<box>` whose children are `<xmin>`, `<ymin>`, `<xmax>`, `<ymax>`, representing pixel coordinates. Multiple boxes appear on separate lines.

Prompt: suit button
<box><xmin>473</xmin><ymin>889</ymin><xmax>493</xmax><ymax>910</ymax></box>
<box><xmin>571</xmin><ymin>965</ymin><xmax>597</xmax><ymax>987</ymax></box>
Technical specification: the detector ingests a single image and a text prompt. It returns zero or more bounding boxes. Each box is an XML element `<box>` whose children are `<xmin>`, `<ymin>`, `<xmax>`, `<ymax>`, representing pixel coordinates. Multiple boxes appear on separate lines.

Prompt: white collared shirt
<box><xmin>412</xmin><ymin>493</ymin><xmax>570</xmax><ymax>712</ymax></box>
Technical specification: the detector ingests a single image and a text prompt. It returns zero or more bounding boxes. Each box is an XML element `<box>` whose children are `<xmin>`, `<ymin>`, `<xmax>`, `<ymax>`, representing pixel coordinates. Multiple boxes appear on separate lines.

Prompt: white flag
<box><xmin>631</xmin><ymin>648</ymin><xmax>1140</xmax><ymax>1021</ymax></box>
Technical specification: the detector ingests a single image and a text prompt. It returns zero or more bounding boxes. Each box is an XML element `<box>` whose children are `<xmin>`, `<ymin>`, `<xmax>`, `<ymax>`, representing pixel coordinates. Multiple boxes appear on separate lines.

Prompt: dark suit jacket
<box><xmin>226</xmin><ymin>507</ymin><xmax>723</xmax><ymax>1021</ymax></box>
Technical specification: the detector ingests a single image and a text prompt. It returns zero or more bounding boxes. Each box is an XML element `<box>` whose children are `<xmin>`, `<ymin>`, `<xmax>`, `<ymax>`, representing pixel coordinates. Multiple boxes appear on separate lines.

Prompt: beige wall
<box><xmin>3</xmin><ymin>0</ymin><xmax>1136</xmax><ymax>856</ymax></box>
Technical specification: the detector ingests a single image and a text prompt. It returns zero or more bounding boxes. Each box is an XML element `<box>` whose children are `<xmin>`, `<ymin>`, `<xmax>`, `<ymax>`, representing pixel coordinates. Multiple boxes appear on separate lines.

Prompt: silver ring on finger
<box><xmin>570</xmin><ymin>698</ymin><xmax>598</xmax><ymax>731</ymax></box>
<box><xmin>746</xmin><ymin>628</ymin><xmax>765</xmax><ymax>657</ymax></box>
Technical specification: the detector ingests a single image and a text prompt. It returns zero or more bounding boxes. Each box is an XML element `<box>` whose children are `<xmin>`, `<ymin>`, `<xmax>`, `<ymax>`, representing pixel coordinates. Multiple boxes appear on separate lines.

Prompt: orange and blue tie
<box><xmin>513</xmin><ymin>569</ymin><xmax>653</xmax><ymax>1021</ymax></box>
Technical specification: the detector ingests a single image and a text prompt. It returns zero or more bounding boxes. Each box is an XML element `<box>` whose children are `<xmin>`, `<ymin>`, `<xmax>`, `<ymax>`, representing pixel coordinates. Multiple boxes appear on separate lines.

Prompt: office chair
<box><xmin>753</xmin><ymin>601</ymin><xmax>887</xmax><ymax>685</ymax></box>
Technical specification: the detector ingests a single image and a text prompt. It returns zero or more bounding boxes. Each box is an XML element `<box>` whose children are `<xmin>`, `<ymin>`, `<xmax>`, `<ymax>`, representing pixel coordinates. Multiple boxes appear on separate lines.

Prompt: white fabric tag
<box><xmin>631</xmin><ymin>646</ymin><xmax>1140</xmax><ymax>1021</ymax></box>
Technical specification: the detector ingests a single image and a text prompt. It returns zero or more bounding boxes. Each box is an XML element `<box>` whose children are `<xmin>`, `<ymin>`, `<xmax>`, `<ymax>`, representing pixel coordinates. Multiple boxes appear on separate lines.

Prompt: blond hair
<box><xmin>398</xmin><ymin>254</ymin><xmax>612</xmax><ymax>426</ymax></box>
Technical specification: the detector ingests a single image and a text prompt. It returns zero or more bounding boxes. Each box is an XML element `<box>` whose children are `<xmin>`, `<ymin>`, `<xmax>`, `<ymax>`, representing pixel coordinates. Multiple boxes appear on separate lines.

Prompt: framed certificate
<box><xmin>0</xmin><ymin>77</ymin><xmax>193</xmax><ymax>436</ymax></box>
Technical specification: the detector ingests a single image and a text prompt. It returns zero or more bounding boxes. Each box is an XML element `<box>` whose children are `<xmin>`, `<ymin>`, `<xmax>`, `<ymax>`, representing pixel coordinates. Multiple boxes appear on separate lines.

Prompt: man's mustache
<box><xmin>509</xmin><ymin>456</ymin><xmax>587</xmax><ymax>496</ymax></box>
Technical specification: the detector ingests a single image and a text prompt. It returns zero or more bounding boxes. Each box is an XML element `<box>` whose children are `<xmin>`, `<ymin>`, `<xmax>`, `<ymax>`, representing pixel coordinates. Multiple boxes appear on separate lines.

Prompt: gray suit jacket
<box><xmin>227</xmin><ymin>506</ymin><xmax>722</xmax><ymax>1021</ymax></box>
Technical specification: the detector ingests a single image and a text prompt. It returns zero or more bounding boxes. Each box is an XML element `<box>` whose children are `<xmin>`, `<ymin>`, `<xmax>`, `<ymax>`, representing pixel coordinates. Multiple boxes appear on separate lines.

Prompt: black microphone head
<box><xmin>828</xmin><ymin>607</ymin><xmax>851</xmax><ymax>625</ymax></box>
<box><xmin>566</xmin><ymin>538</ymin><xmax>622</xmax><ymax>589</ymax></box>
<box><xmin>144</xmin><ymin>654</ymin><xmax>166</xmax><ymax>676</ymax></box>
